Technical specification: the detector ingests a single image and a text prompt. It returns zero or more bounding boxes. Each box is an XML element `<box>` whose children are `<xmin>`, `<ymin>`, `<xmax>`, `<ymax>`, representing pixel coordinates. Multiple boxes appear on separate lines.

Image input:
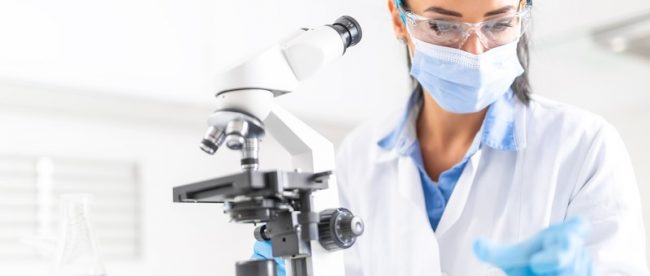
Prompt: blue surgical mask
<box><xmin>409</xmin><ymin>37</ymin><xmax>524</xmax><ymax>114</ymax></box>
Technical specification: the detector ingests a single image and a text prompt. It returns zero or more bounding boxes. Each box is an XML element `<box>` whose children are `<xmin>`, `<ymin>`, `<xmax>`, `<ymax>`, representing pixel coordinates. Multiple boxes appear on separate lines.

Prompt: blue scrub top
<box><xmin>377</xmin><ymin>88</ymin><xmax>521</xmax><ymax>231</ymax></box>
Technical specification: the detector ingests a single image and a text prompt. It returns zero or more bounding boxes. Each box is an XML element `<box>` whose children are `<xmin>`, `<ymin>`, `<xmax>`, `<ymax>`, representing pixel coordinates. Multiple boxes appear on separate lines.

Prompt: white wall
<box><xmin>0</xmin><ymin>0</ymin><xmax>413</xmax><ymax>126</ymax></box>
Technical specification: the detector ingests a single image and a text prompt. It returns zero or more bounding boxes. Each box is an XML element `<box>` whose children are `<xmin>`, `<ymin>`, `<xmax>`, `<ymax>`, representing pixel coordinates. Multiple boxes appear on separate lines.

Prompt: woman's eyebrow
<box><xmin>484</xmin><ymin>6</ymin><xmax>515</xmax><ymax>17</ymax></box>
<box><xmin>423</xmin><ymin>6</ymin><xmax>515</xmax><ymax>18</ymax></box>
<box><xmin>424</xmin><ymin>6</ymin><xmax>463</xmax><ymax>17</ymax></box>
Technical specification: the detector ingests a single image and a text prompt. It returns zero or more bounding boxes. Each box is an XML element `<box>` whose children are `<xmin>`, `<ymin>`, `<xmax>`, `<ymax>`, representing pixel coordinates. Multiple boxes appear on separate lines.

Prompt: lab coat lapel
<box><xmin>435</xmin><ymin>150</ymin><xmax>483</xmax><ymax>237</ymax></box>
<box><xmin>394</xmin><ymin>154</ymin><xmax>444</xmax><ymax>275</ymax></box>
<box><xmin>396</xmin><ymin>155</ymin><xmax>427</xmax><ymax>214</ymax></box>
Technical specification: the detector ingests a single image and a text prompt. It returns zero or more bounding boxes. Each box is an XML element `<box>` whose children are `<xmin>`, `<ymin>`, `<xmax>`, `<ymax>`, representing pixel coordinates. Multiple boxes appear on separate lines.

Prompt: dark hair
<box><xmin>402</xmin><ymin>2</ymin><xmax>533</xmax><ymax>105</ymax></box>
<box><xmin>512</xmin><ymin>33</ymin><xmax>532</xmax><ymax>104</ymax></box>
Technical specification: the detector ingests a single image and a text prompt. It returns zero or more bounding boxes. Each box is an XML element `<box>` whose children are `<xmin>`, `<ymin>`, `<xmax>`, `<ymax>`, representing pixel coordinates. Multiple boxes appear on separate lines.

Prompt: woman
<box><xmin>256</xmin><ymin>0</ymin><xmax>649</xmax><ymax>275</ymax></box>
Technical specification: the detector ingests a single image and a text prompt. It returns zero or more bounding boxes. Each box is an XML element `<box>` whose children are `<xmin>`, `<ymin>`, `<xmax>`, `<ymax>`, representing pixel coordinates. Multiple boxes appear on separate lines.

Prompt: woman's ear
<box><xmin>519</xmin><ymin>0</ymin><xmax>528</xmax><ymax>10</ymax></box>
<box><xmin>387</xmin><ymin>0</ymin><xmax>408</xmax><ymax>41</ymax></box>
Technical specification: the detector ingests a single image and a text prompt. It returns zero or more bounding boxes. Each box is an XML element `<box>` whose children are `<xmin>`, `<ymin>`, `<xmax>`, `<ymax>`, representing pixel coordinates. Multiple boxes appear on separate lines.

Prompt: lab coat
<box><xmin>335</xmin><ymin>95</ymin><xmax>649</xmax><ymax>276</ymax></box>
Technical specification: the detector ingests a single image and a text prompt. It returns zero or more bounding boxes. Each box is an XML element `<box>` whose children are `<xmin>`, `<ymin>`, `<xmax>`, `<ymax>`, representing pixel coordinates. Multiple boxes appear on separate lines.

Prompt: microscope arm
<box><xmin>265</xmin><ymin>104</ymin><xmax>335</xmax><ymax>173</ymax></box>
<box><xmin>264</xmin><ymin>104</ymin><xmax>345</xmax><ymax>276</ymax></box>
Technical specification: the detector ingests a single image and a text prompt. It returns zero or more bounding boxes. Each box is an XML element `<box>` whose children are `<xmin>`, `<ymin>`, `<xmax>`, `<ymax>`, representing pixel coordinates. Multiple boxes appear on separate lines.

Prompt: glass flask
<box><xmin>51</xmin><ymin>194</ymin><xmax>107</xmax><ymax>276</ymax></box>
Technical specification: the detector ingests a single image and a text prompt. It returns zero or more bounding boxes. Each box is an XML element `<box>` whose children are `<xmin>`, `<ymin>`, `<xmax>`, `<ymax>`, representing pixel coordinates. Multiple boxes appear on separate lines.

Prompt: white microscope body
<box><xmin>191</xmin><ymin>16</ymin><xmax>364</xmax><ymax>276</ymax></box>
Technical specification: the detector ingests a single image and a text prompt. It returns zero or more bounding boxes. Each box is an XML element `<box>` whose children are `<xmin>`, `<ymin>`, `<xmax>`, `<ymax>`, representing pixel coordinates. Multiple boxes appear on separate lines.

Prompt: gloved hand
<box><xmin>252</xmin><ymin>240</ymin><xmax>286</xmax><ymax>276</ymax></box>
<box><xmin>473</xmin><ymin>217</ymin><xmax>592</xmax><ymax>276</ymax></box>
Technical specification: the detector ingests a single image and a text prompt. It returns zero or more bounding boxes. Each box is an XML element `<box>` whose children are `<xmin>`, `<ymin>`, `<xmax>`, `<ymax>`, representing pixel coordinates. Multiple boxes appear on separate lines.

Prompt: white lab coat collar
<box><xmin>373</xmin><ymin>94</ymin><xmax>529</xmax><ymax>164</ymax></box>
<box><xmin>514</xmin><ymin>95</ymin><xmax>528</xmax><ymax>150</ymax></box>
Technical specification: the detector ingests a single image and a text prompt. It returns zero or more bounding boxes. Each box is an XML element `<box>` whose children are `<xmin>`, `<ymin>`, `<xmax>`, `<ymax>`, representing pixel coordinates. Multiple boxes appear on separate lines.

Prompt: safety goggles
<box><xmin>398</xmin><ymin>5</ymin><xmax>531</xmax><ymax>49</ymax></box>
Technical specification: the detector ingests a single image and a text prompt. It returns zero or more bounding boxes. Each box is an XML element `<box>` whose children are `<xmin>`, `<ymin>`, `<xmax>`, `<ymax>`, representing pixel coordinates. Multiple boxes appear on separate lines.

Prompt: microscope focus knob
<box><xmin>318</xmin><ymin>208</ymin><xmax>364</xmax><ymax>251</ymax></box>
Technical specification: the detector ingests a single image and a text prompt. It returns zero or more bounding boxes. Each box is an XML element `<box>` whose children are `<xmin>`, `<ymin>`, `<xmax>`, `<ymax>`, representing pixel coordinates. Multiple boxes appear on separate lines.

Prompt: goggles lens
<box><xmin>401</xmin><ymin>7</ymin><xmax>531</xmax><ymax>49</ymax></box>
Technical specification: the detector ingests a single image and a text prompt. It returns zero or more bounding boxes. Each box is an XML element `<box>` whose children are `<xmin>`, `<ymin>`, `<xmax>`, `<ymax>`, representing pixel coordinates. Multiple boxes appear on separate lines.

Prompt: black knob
<box><xmin>318</xmin><ymin>208</ymin><xmax>364</xmax><ymax>251</ymax></box>
<box><xmin>341</xmin><ymin>215</ymin><xmax>364</xmax><ymax>237</ymax></box>
<box><xmin>254</xmin><ymin>224</ymin><xmax>271</xmax><ymax>241</ymax></box>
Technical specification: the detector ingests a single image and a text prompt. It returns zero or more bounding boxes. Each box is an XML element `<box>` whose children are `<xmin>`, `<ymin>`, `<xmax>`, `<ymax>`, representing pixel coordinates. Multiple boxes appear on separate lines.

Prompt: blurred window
<box><xmin>0</xmin><ymin>155</ymin><xmax>140</xmax><ymax>260</ymax></box>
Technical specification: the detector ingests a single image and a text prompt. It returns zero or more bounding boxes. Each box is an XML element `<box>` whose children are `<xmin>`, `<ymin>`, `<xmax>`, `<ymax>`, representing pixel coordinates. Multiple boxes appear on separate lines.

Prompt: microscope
<box><xmin>173</xmin><ymin>16</ymin><xmax>365</xmax><ymax>276</ymax></box>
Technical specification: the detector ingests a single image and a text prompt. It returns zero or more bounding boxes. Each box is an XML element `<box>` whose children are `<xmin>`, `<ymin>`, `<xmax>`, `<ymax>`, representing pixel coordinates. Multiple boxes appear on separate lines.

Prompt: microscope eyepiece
<box><xmin>331</xmin><ymin>15</ymin><xmax>362</xmax><ymax>51</ymax></box>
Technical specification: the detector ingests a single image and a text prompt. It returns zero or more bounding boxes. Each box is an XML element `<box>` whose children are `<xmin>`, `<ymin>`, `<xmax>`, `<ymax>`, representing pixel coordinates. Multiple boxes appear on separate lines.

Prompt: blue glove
<box><xmin>473</xmin><ymin>217</ymin><xmax>593</xmax><ymax>276</ymax></box>
<box><xmin>252</xmin><ymin>240</ymin><xmax>286</xmax><ymax>276</ymax></box>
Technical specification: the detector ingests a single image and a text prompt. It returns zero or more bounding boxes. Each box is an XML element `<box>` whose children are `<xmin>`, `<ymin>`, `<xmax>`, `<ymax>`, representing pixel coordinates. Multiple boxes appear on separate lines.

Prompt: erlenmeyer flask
<box><xmin>51</xmin><ymin>194</ymin><xmax>107</xmax><ymax>276</ymax></box>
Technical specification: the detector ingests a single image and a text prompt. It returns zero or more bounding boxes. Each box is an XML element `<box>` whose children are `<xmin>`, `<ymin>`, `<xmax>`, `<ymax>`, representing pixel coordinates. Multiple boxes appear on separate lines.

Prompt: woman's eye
<box><xmin>428</xmin><ymin>21</ymin><xmax>457</xmax><ymax>35</ymax></box>
<box><xmin>486</xmin><ymin>20</ymin><xmax>514</xmax><ymax>32</ymax></box>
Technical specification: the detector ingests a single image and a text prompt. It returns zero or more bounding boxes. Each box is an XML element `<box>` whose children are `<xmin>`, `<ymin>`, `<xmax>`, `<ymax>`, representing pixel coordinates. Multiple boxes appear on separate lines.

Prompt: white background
<box><xmin>0</xmin><ymin>0</ymin><xmax>649</xmax><ymax>275</ymax></box>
